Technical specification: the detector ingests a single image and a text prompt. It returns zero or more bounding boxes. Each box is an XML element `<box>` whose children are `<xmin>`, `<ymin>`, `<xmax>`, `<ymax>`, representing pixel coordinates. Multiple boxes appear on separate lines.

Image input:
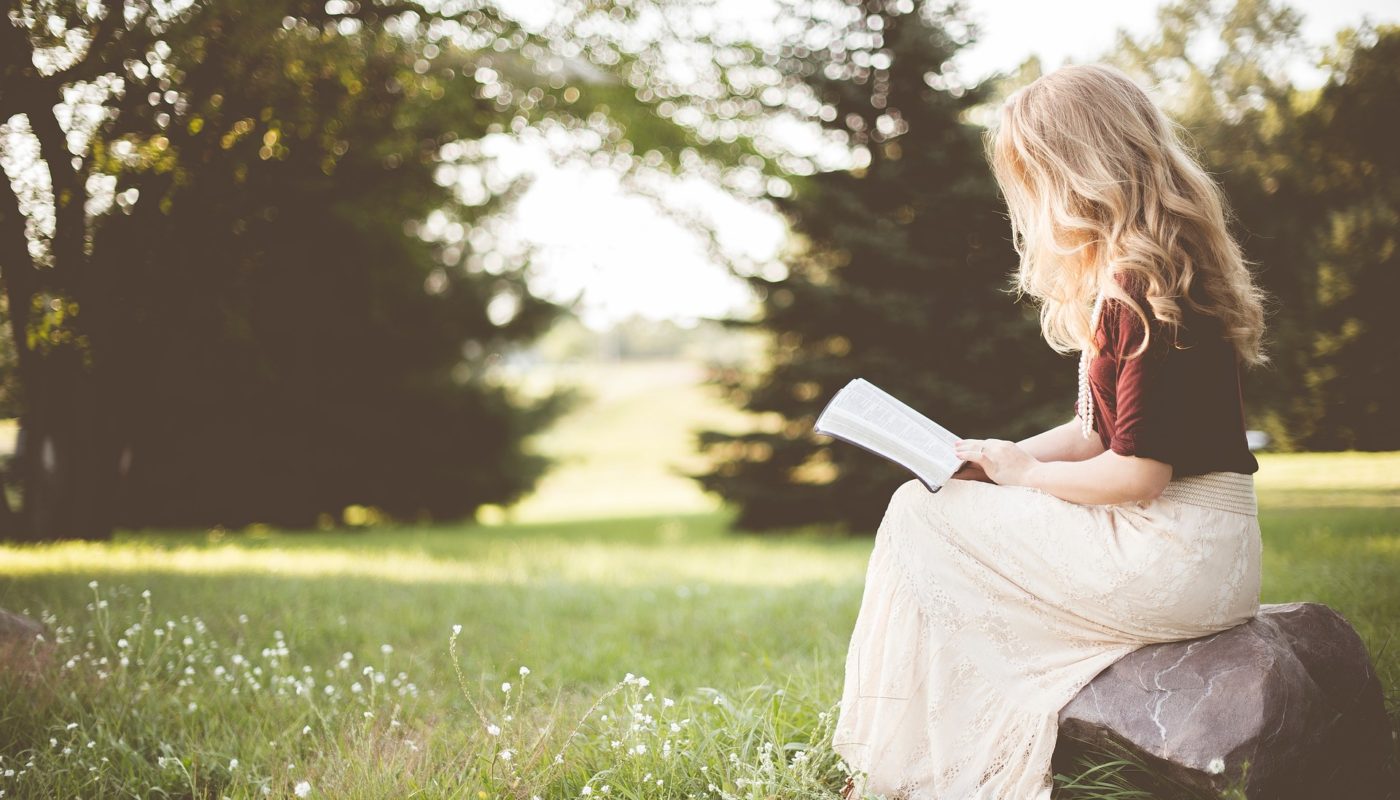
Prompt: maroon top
<box><xmin>1076</xmin><ymin>273</ymin><xmax>1259</xmax><ymax>476</ymax></box>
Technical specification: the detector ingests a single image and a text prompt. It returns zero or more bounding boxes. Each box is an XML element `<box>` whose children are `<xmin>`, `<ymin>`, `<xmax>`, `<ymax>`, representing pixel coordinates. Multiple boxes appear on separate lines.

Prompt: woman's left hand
<box><xmin>953</xmin><ymin>438</ymin><xmax>1042</xmax><ymax>488</ymax></box>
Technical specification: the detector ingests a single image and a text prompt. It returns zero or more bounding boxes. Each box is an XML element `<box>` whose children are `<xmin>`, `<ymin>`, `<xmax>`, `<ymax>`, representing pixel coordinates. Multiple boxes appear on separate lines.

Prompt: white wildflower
<box><xmin>501</xmin><ymin>682</ymin><xmax>511</xmax><ymax>693</ymax></box>
<box><xmin>294</xmin><ymin>780</ymin><xmax>311</xmax><ymax>797</ymax></box>
<box><xmin>518</xmin><ymin>665</ymin><xmax>530</xmax><ymax>676</ymax></box>
<box><xmin>486</xmin><ymin>723</ymin><xmax>501</xmax><ymax>736</ymax></box>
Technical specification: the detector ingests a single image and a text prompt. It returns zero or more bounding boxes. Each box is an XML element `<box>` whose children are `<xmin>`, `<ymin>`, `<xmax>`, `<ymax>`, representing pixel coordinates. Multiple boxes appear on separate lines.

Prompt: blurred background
<box><xmin>0</xmin><ymin>0</ymin><xmax>1395</xmax><ymax>541</ymax></box>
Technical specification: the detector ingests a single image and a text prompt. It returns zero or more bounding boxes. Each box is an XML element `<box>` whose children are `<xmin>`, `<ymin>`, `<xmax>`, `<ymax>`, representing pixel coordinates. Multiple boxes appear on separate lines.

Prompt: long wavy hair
<box><xmin>983</xmin><ymin>63</ymin><xmax>1269</xmax><ymax>366</ymax></box>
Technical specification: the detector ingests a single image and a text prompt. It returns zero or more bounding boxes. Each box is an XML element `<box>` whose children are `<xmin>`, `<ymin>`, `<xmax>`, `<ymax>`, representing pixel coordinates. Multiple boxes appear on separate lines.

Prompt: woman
<box><xmin>833</xmin><ymin>63</ymin><xmax>1271</xmax><ymax>799</ymax></box>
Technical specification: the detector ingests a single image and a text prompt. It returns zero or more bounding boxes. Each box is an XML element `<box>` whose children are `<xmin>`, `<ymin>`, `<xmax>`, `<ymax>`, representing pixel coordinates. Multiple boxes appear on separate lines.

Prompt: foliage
<box><xmin>80</xmin><ymin>4</ymin><xmax>576</xmax><ymax>527</ymax></box>
<box><xmin>0</xmin><ymin>0</ymin><xmax>731</xmax><ymax>535</ymax></box>
<box><xmin>1106</xmin><ymin>2</ymin><xmax>1400</xmax><ymax>451</ymax></box>
<box><xmin>1291</xmin><ymin>24</ymin><xmax>1400</xmax><ymax>449</ymax></box>
<box><xmin>688</xmin><ymin>0</ymin><xmax>1073</xmax><ymax>531</ymax></box>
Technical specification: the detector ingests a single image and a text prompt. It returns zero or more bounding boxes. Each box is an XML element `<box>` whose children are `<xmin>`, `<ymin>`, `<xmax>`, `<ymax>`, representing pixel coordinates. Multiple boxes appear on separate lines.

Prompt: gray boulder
<box><xmin>1054</xmin><ymin>602</ymin><xmax>1397</xmax><ymax>799</ymax></box>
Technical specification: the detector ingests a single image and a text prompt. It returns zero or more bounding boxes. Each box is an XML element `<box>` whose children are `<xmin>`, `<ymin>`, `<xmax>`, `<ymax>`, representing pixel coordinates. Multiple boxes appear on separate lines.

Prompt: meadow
<box><xmin>0</xmin><ymin>360</ymin><xmax>1396</xmax><ymax>799</ymax></box>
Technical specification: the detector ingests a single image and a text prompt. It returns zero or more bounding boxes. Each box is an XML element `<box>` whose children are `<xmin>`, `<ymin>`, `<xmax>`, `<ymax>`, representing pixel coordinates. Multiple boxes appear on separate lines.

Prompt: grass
<box><xmin>0</xmin><ymin>360</ymin><xmax>1396</xmax><ymax>798</ymax></box>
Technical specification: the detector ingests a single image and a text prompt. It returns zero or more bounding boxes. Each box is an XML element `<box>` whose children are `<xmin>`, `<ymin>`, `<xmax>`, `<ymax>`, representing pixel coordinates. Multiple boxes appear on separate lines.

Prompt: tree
<box><xmin>1293</xmin><ymin>24</ymin><xmax>1400</xmax><ymax>449</ymax></box>
<box><xmin>1102</xmin><ymin>0</ymin><xmax>1321</xmax><ymax>449</ymax></box>
<box><xmin>688</xmin><ymin>0</ymin><xmax>1074</xmax><ymax>532</ymax></box>
<box><xmin>1106</xmin><ymin>1</ymin><xmax>1398</xmax><ymax>451</ymax></box>
<box><xmin>0</xmin><ymin>0</ymin><xmax>595</xmax><ymax>537</ymax></box>
<box><xmin>79</xmin><ymin>8</ymin><xmax>579</xmax><ymax>529</ymax></box>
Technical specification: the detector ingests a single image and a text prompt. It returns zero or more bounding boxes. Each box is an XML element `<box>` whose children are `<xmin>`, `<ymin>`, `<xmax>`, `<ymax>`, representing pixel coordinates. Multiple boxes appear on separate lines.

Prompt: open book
<box><xmin>812</xmin><ymin>378</ymin><xmax>968</xmax><ymax>493</ymax></box>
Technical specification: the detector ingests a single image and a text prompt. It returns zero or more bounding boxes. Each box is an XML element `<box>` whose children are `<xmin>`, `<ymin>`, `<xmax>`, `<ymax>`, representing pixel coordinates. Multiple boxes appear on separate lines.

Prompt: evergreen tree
<box><xmin>1295</xmin><ymin>24</ymin><xmax>1400</xmax><ymax>449</ymax></box>
<box><xmin>689</xmin><ymin>0</ymin><xmax>1074</xmax><ymax>533</ymax></box>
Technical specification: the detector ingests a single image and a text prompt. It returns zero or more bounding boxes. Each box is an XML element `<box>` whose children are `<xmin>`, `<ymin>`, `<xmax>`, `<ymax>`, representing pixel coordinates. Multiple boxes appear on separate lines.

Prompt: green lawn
<box><xmin>0</xmin><ymin>361</ymin><xmax>1395</xmax><ymax>798</ymax></box>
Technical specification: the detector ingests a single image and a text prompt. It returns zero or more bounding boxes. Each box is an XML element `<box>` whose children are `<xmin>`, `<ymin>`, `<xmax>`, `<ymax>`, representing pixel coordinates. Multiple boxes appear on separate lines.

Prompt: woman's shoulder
<box><xmin>1101</xmin><ymin>272</ymin><xmax>1220</xmax><ymax>353</ymax></box>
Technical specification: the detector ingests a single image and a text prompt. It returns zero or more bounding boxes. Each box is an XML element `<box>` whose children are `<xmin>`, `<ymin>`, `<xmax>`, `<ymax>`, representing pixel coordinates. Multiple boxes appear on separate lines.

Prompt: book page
<box><xmin>813</xmin><ymin>378</ymin><xmax>965</xmax><ymax>490</ymax></box>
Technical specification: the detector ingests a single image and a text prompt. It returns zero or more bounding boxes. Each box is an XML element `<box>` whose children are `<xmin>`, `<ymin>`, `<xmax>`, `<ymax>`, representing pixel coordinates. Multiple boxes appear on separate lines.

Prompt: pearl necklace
<box><xmin>1078</xmin><ymin>290</ymin><xmax>1106</xmax><ymax>440</ymax></box>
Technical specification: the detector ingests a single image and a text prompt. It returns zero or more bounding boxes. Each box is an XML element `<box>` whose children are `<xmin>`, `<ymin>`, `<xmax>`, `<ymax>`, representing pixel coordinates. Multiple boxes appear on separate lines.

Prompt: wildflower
<box><xmin>486</xmin><ymin>723</ymin><xmax>501</xmax><ymax>736</ymax></box>
<box><xmin>302</xmin><ymin>726</ymin><xmax>311</xmax><ymax>735</ymax></box>
<box><xmin>452</xmin><ymin>624</ymin><xmax>462</xmax><ymax>635</ymax></box>
<box><xmin>499</xmin><ymin>749</ymin><xmax>512</xmax><ymax>761</ymax></box>
<box><xmin>1206</xmin><ymin>757</ymin><xmax>1225</xmax><ymax>775</ymax></box>
<box><xmin>519</xmin><ymin>665</ymin><xmax>530</xmax><ymax>676</ymax></box>
<box><xmin>501</xmin><ymin>682</ymin><xmax>511</xmax><ymax>693</ymax></box>
<box><xmin>294</xmin><ymin>780</ymin><xmax>311</xmax><ymax>797</ymax></box>
<box><xmin>381</xmin><ymin>644</ymin><xmax>393</xmax><ymax>655</ymax></box>
<box><xmin>229</xmin><ymin>759</ymin><xmax>239</xmax><ymax>770</ymax></box>
<box><xmin>580</xmin><ymin>787</ymin><xmax>592</xmax><ymax>796</ymax></box>
<box><xmin>637</xmin><ymin>676</ymin><xmax>649</xmax><ymax>688</ymax></box>
<box><xmin>88</xmin><ymin>580</ymin><xmax>97</xmax><ymax>589</ymax></box>
<box><xmin>142</xmin><ymin>589</ymin><xmax>151</xmax><ymax>598</ymax></box>
<box><xmin>663</xmin><ymin>697</ymin><xmax>674</xmax><ymax>708</ymax></box>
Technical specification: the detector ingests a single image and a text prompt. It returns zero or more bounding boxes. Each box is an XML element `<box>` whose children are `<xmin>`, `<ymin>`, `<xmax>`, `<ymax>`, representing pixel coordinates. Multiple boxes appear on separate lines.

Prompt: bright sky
<box><xmin>503</xmin><ymin>0</ymin><xmax>1398</xmax><ymax>332</ymax></box>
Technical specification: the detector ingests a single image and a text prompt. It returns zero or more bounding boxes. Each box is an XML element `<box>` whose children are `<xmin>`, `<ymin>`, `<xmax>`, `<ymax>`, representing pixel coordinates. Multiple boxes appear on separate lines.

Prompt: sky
<box><xmin>501</xmin><ymin>0</ymin><xmax>1398</xmax><ymax>332</ymax></box>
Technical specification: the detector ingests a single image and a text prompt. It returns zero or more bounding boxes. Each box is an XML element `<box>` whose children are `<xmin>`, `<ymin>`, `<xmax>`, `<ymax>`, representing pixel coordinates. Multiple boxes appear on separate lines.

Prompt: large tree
<box><xmin>689</xmin><ymin>0</ymin><xmax>1074</xmax><ymax>532</ymax></box>
<box><xmin>0</xmin><ymin>0</ymin><xmax>664</xmax><ymax>537</ymax></box>
<box><xmin>1292</xmin><ymin>24</ymin><xmax>1400</xmax><ymax>449</ymax></box>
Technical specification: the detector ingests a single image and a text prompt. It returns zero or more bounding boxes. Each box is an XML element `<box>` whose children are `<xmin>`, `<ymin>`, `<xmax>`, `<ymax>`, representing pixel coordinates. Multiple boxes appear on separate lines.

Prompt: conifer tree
<box><xmin>690</xmin><ymin>0</ymin><xmax>1074</xmax><ymax>532</ymax></box>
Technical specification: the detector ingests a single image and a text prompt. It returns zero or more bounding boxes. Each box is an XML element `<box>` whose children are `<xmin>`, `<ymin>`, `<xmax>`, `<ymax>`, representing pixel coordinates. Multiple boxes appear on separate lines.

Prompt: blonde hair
<box><xmin>983</xmin><ymin>63</ymin><xmax>1269</xmax><ymax>366</ymax></box>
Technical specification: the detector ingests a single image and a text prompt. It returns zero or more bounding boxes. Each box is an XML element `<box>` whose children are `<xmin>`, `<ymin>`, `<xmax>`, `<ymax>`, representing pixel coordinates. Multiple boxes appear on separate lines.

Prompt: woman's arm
<box><xmin>1016</xmin><ymin>415</ymin><xmax>1108</xmax><ymax>463</ymax></box>
<box><xmin>1023</xmin><ymin>450</ymin><xmax>1172</xmax><ymax>505</ymax></box>
<box><xmin>953</xmin><ymin>437</ymin><xmax>1173</xmax><ymax>505</ymax></box>
<box><xmin>952</xmin><ymin>415</ymin><xmax>1103</xmax><ymax>483</ymax></box>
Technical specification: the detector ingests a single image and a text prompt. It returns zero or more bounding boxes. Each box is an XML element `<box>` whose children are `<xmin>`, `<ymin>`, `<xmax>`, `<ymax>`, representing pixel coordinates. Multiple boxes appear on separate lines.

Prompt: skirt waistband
<box><xmin>1159</xmin><ymin>471</ymin><xmax>1258</xmax><ymax>516</ymax></box>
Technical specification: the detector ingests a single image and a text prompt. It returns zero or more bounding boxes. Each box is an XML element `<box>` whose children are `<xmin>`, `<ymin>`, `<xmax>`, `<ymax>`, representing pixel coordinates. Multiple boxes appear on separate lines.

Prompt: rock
<box><xmin>0</xmin><ymin>608</ymin><xmax>53</xmax><ymax>674</ymax></box>
<box><xmin>1054</xmin><ymin>602</ymin><xmax>1398</xmax><ymax>799</ymax></box>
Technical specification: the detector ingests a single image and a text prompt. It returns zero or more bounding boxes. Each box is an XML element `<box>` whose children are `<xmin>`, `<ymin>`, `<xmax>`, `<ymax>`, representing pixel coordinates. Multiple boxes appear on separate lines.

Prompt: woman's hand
<box><xmin>953</xmin><ymin>438</ymin><xmax>1043</xmax><ymax>488</ymax></box>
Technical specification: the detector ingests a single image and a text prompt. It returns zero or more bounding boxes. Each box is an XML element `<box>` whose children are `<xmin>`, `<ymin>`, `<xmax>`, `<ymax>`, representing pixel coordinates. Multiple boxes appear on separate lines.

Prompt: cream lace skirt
<box><xmin>832</xmin><ymin>471</ymin><xmax>1262</xmax><ymax>799</ymax></box>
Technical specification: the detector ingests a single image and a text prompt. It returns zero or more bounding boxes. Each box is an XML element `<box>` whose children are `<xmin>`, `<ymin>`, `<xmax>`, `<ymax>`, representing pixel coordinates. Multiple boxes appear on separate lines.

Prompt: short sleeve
<box><xmin>1105</xmin><ymin>297</ymin><xmax>1175</xmax><ymax>463</ymax></box>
